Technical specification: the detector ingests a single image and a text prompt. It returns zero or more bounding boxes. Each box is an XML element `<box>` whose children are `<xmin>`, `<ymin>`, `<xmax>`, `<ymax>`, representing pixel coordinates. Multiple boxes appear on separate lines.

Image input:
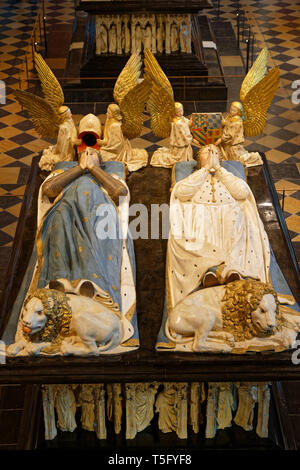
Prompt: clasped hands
<box><xmin>79</xmin><ymin>150</ymin><xmax>101</xmax><ymax>172</ymax></box>
<box><xmin>201</xmin><ymin>148</ymin><xmax>221</xmax><ymax>174</ymax></box>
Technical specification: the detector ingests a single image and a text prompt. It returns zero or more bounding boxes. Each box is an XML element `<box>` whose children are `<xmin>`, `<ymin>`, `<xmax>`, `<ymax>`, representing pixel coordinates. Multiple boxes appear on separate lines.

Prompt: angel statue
<box><xmin>215</xmin><ymin>48</ymin><xmax>280</xmax><ymax>167</ymax></box>
<box><xmin>143</xmin><ymin>49</ymin><xmax>194</xmax><ymax>169</ymax></box>
<box><xmin>13</xmin><ymin>52</ymin><xmax>78</xmax><ymax>172</ymax></box>
<box><xmin>98</xmin><ymin>52</ymin><xmax>151</xmax><ymax>172</ymax></box>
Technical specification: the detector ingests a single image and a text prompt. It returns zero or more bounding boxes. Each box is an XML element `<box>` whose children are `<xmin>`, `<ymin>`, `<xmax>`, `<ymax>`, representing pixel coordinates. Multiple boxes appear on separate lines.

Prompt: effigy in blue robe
<box><xmin>3</xmin><ymin>161</ymin><xmax>139</xmax><ymax>350</ymax></box>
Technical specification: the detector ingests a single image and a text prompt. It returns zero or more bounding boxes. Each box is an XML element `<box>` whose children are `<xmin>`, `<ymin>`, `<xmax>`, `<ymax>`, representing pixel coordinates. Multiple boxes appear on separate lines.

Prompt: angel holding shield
<box><xmin>143</xmin><ymin>49</ymin><xmax>194</xmax><ymax>169</ymax></box>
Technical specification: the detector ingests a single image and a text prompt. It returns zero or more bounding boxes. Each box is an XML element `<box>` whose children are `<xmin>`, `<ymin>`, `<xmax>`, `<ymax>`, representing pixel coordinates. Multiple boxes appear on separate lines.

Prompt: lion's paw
<box><xmin>6</xmin><ymin>339</ymin><xmax>28</xmax><ymax>356</ymax></box>
<box><xmin>24</xmin><ymin>342</ymin><xmax>52</xmax><ymax>356</ymax></box>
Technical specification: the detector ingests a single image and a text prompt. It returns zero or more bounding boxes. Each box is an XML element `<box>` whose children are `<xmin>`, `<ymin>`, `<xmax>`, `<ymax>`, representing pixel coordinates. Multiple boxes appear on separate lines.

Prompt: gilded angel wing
<box><xmin>120</xmin><ymin>78</ymin><xmax>151</xmax><ymax>139</ymax></box>
<box><xmin>144</xmin><ymin>49</ymin><xmax>174</xmax><ymax>98</ymax></box>
<box><xmin>243</xmin><ymin>67</ymin><xmax>280</xmax><ymax>137</ymax></box>
<box><xmin>13</xmin><ymin>89</ymin><xmax>61</xmax><ymax>139</ymax></box>
<box><xmin>113</xmin><ymin>52</ymin><xmax>142</xmax><ymax>105</ymax></box>
<box><xmin>144</xmin><ymin>49</ymin><xmax>175</xmax><ymax>138</ymax></box>
<box><xmin>34</xmin><ymin>52</ymin><xmax>65</xmax><ymax>111</ymax></box>
<box><xmin>240</xmin><ymin>47</ymin><xmax>268</xmax><ymax>102</ymax></box>
<box><xmin>113</xmin><ymin>52</ymin><xmax>150</xmax><ymax>138</ymax></box>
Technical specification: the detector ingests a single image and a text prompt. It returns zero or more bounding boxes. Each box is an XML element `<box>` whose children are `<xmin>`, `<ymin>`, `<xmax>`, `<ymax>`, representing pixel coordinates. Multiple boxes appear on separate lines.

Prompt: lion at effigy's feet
<box><xmin>7</xmin><ymin>284</ymin><xmax>124</xmax><ymax>357</ymax></box>
<box><xmin>165</xmin><ymin>280</ymin><xmax>284</xmax><ymax>353</ymax></box>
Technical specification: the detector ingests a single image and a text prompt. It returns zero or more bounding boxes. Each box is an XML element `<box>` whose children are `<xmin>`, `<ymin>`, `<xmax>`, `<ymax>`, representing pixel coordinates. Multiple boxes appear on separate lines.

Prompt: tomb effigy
<box><xmin>0</xmin><ymin>47</ymin><xmax>299</xmax><ymax>450</ymax></box>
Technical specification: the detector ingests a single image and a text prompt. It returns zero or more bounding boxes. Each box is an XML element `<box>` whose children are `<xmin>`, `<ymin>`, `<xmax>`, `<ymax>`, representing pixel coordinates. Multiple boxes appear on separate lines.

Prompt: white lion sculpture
<box><xmin>165</xmin><ymin>280</ymin><xmax>284</xmax><ymax>353</ymax></box>
<box><xmin>7</xmin><ymin>281</ymin><xmax>128</xmax><ymax>357</ymax></box>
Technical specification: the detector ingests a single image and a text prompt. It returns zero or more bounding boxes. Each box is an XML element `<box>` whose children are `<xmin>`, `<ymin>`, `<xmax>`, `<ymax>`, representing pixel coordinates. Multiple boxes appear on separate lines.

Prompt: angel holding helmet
<box><xmin>98</xmin><ymin>52</ymin><xmax>151</xmax><ymax>173</ymax></box>
<box><xmin>143</xmin><ymin>49</ymin><xmax>195</xmax><ymax>169</ymax></box>
<box><xmin>215</xmin><ymin>48</ymin><xmax>280</xmax><ymax>167</ymax></box>
<box><xmin>14</xmin><ymin>52</ymin><xmax>78</xmax><ymax>172</ymax></box>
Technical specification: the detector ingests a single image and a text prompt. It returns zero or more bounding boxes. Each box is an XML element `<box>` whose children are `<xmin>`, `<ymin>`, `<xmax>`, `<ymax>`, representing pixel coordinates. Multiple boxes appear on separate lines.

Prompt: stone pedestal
<box><xmin>75</xmin><ymin>0</ymin><xmax>213</xmax><ymax>101</ymax></box>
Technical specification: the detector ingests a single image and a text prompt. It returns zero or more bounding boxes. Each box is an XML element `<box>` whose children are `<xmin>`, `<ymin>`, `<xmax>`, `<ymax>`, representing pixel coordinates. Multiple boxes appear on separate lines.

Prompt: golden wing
<box><xmin>240</xmin><ymin>48</ymin><xmax>268</xmax><ymax>102</ymax></box>
<box><xmin>13</xmin><ymin>89</ymin><xmax>61</xmax><ymax>139</ymax></box>
<box><xmin>243</xmin><ymin>67</ymin><xmax>280</xmax><ymax>137</ymax></box>
<box><xmin>144</xmin><ymin>49</ymin><xmax>174</xmax><ymax>98</ymax></box>
<box><xmin>113</xmin><ymin>52</ymin><xmax>142</xmax><ymax>105</ymax></box>
<box><xmin>34</xmin><ymin>52</ymin><xmax>65</xmax><ymax>111</ymax></box>
<box><xmin>120</xmin><ymin>78</ymin><xmax>152</xmax><ymax>139</ymax></box>
<box><xmin>144</xmin><ymin>49</ymin><xmax>175</xmax><ymax>138</ymax></box>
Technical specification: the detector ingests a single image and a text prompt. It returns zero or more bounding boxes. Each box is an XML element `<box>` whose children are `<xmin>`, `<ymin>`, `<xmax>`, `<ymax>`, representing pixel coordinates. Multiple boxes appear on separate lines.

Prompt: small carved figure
<box><xmin>143</xmin><ymin>24</ymin><xmax>152</xmax><ymax>51</ymax></box>
<box><xmin>135</xmin><ymin>24</ymin><xmax>142</xmax><ymax>52</ymax></box>
<box><xmin>234</xmin><ymin>383</ymin><xmax>258</xmax><ymax>431</ymax></box>
<box><xmin>150</xmin><ymin>102</ymin><xmax>193</xmax><ymax>168</ymax></box>
<box><xmin>99</xmin><ymin>104</ymin><xmax>146</xmax><ymax>171</ymax></box>
<box><xmin>256</xmin><ymin>382</ymin><xmax>271</xmax><ymax>438</ymax></box>
<box><xmin>55</xmin><ymin>384</ymin><xmax>77</xmax><ymax>432</ymax></box>
<box><xmin>99</xmin><ymin>52</ymin><xmax>151</xmax><ymax>171</ymax></box>
<box><xmin>170</xmin><ymin>23</ymin><xmax>179</xmax><ymax>53</ymax></box>
<box><xmin>13</xmin><ymin>52</ymin><xmax>78</xmax><ymax>172</ymax></box>
<box><xmin>99</xmin><ymin>23</ymin><xmax>108</xmax><ymax>54</ymax></box>
<box><xmin>215</xmin><ymin>48</ymin><xmax>280</xmax><ymax>167</ymax></box>
<box><xmin>78</xmin><ymin>384</ymin><xmax>95</xmax><ymax>432</ymax></box>
<box><xmin>135</xmin><ymin>383</ymin><xmax>159</xmax><ymax>432</ymax></box>
<box><xmin>144</xmin><ymin>50</ymin><xmax>194</xmax><ymax>168</ymax></box>
<box><xmin>156</xmin><ymin>20</ymin><xmax>165</xmax><ymax>54</ymax></box>
<box><xmin>180</xmin><ymin>23</ymin><xmax>189</xmax><ymax>53</ymax></box>
<box><xmin>94</xmin><ymin>384</ymin><xmax>107</xmax><ymax>439</ymax></box>
<box><xmin>155</xmin><ymin>383</ymin><xmax>177</xmax><ymax>433</ymax></box>
<box><xmin>123</xmin><ymin>19</ymin><xmax>131</xmax><ymax>53</ymax></box>
<box><xmin>108</xmin><ymin>24</ymin><xmax>117</xmax><ymax>53</ymax></box>
<box><xmin>42</xmin><ymin>385</ymin><xmax>57</xmax><ymax>440</ymax></box>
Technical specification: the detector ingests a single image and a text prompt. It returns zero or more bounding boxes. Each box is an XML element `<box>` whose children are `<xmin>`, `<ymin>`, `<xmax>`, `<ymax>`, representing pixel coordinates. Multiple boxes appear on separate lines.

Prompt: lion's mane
<box><xmin>24</xmin><ymin>288</ymin><xmax>72</xmax><ymax>343</ymax></box>
<box><xmin>221</xmin><ymin>280</ymin><xmax>281</xmax><ymax>341</ymax></box>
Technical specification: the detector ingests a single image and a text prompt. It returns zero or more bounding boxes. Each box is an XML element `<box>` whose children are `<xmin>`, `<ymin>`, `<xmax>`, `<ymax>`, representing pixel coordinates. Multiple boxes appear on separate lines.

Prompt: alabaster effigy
<box><xmin>5</xmin><ymin>149</ymin><xmax>139</xmax><ymax>357</ymax></box>
<box><xmin>156</xmin><ymin>145</ymin><xmax>300</xmax><ymax>353</ymax></box>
